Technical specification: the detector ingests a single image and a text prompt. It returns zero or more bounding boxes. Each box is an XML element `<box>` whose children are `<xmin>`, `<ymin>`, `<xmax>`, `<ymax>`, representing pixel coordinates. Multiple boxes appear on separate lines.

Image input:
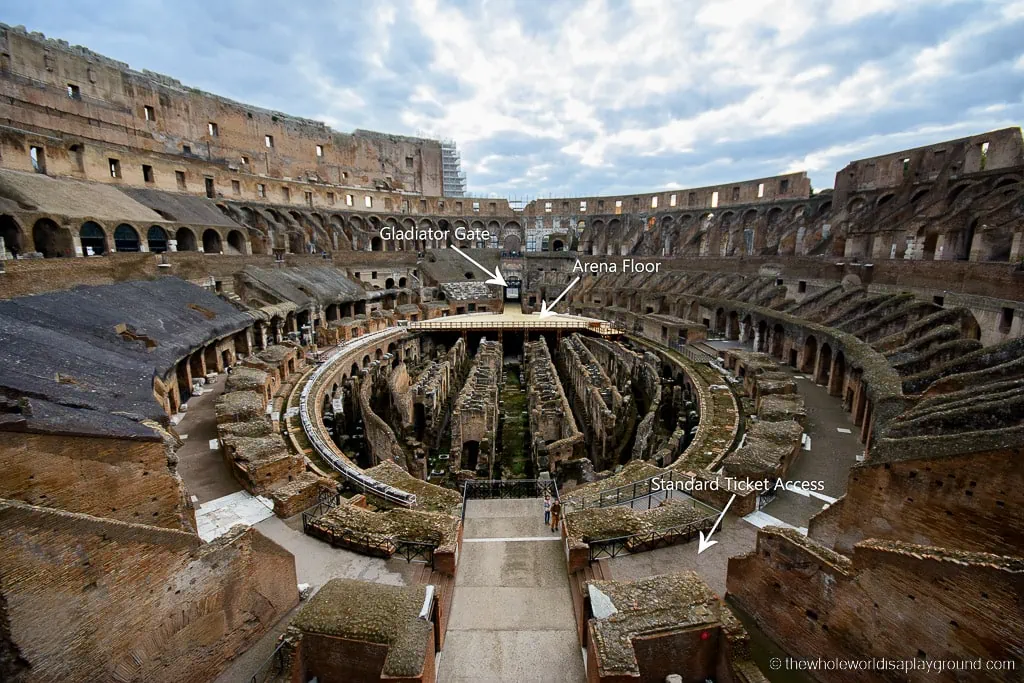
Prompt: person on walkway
<box><xmin>543</xmin><ymin>493</ymin><xmax>551</xmax><ymax>526</ymax></box>
<box><xmin>550</xmin><ymin>498</ymin><xmax>561</xmax><ymax>532</ymax></box>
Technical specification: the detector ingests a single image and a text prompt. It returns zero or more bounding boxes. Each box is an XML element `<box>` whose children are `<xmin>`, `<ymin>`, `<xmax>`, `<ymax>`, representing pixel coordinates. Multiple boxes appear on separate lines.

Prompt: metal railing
<box><xmin>247</xmin><ymin>640</ymin><xmax>288</xmax><ymax>683</ymax></box>
<box><xmin>408</xmin><ymin>318</ymin><xmax>626</xmax><ymax>335</ymax></box>
<box><xmin>299</xmin><ymin>328</ymin><xmax>418</xmax><ymax>507</ymax></box>
<box><xmin>562</xmin><ymin>472</ymin><xmax>679</xmax><ymax>515</ymax></box>
<box><xmin>587</xmin><ymin>513</ymin><xmax>718</xmax><ymax>561</ymax></box>
<box><xmin>461</xmin><ymin>479</ymin><xmax>560</xmax><ymax>520</ymax></box>
<box><xmin>301</xmin><ymin>498</ymin><xmax>437</xmax><ymax>565</ymax></box>
<box><xmin>669</xmin><ymin>342</ymin><xmax>714</xmax><ymax>364</ymax></box>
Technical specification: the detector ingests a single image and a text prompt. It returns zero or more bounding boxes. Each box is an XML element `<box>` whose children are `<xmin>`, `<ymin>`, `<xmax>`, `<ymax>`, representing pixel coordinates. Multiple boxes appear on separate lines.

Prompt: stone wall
<box><xmin>411</xmin><ymin>338</ymin><xmax>468</xmax><ymax>447</ymax></box>
<box><xmin>0</xmin><ymin>499</ymin><xmax>298</xmax><ymax>683</ymax></box>
<box><xmin>0</xmin><ymin>24</ymin><xmax>442</xmax><ymax>197</ymax></box>
<box><xmin>832</xmin><ymin>447</ymin><xmax>1024</xmax><ymax>556</ymax></box>
<box><xmin>728</xmin><ymin>528</ymin><xmax>1023</xmax><ymax>682</ymax></box>
<box><xmin>556</xmin><ymin>334</ymin><xmax>630</xmax><ymax>471</ymax></box>
<box><xmin>451</xmin><ymin>339</ymin><xmax>502</xmax><ymax>475</ymax></box>
<box><xmin>581</xmin><ymin>337</ymin><xmax>665</xmax><ymax>461</ymax></box>
<box><xmin>0</xmin><ymin>431</ymin><xmax>194</xmax><ymax>532</ymax></box>
<box><xmin>524</xmin><ymin>338</ymin><xmax>584</xmax><ymax>474</ymax></box>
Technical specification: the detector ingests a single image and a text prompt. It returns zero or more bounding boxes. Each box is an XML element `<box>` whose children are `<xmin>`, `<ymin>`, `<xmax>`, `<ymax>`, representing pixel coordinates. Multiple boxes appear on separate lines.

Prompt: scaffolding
<box><xmin>441</xmin><ymin>140</ymin><xmax>468</xmax><ymax>197</ymax></box>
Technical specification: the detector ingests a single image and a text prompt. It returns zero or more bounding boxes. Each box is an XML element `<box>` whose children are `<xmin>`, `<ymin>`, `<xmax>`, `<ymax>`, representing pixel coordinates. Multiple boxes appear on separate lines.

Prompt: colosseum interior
<box><xmin>0</xmin><ymin>19</ymin><xmax>1022</xmax><ymax>683</ymax></box>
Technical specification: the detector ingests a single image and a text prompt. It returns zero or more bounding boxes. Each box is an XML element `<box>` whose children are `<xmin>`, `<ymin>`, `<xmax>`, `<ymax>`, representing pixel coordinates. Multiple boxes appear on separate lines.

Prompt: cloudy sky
<box><xmin>7</xmin><ymin>0</ymin><xmax>1024</xmax><ymax>198</ymax></box>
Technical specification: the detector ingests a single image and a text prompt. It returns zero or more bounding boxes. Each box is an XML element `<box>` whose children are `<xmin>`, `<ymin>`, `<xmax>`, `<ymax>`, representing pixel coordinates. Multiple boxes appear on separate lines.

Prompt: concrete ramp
<box><xmin>439</xmin><ymin>498</ymin><xmax>585</xmax><ymax>683</ymax></box>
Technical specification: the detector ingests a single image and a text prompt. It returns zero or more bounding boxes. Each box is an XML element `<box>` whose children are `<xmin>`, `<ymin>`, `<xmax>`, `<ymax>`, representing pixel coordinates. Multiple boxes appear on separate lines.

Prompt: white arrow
<box><xmin>538</xmin><ymin>276</ymin><xmax>581</xmax><ymax>319</ymax></box>
<box><xmin>451</xmin><ymin>245</ymin><xmax>508</xmax><ymax>287</ymax></box>
<box><xmin>697</xmin><ymin>494</ymin><xmax>736</xmax><ymax>555</ymax></box>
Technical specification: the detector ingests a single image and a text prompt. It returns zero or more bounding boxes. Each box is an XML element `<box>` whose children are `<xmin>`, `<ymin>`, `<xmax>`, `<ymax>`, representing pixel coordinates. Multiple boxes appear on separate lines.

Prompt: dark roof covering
<box><xmin>0</xmin><ymin>396</ymin><xmax>158</xmax><ymax>439</ymax></box>
<box><xmin>0</xmin><ymin>169</ymin><xmax>167</xmax><ymax>222</ymax></box>
<box><xmin>119</xmin><ymin>187</ymin><xmax>243</xmax><ymax>228</ymax></box>
<box><xmin>239</xmin><ymin>266</ymin><xmax>366</xmax><ymax>307</ymax></box>
<box><xmin>0</xmin><ymin>278</ymin><xmax>252</xmax><ymax>431</ymax></box>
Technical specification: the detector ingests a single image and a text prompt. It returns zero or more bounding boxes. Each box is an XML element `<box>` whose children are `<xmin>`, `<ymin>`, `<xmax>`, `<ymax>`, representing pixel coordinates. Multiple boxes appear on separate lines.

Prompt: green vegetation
<box><xmin>499</xmin><ymin>365</ymin><xmax>530</xmax><ymax>477</ymax></box>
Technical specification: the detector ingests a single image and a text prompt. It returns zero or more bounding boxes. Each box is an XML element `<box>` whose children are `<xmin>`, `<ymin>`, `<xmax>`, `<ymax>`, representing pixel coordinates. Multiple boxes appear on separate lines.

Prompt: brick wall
<box><xmin>0</xmin><ymin>500</ymin><xmax>298</xmax><ymax>682</ymax></box>
<box><xmin>0</xmin><ymin>431</ymin><xmax>194</xmax><ymax>531</ymax></box>
<box><xmin>834</xmin><ymin>448</ymin><xmax>1024</xmax><ymax>556</ymax></box>
<box><xmin>727</xmin><ymin>529</ymin><xmax>1023</xmax><ymax>682</ymax></box>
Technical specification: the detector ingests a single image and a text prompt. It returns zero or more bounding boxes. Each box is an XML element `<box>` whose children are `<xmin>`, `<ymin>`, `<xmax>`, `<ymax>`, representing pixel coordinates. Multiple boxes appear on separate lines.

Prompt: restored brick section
<box><xmin>832</xmin><ymin>448</ymin><xmax>1024</xmax><ymax>556</ymax></box>
<box><xmin>0</xmin><ymin>431</ymin><xmax>194</xmax><ymax>531</ymax></box>
<box><xmin>727</xmin><ymin>529</ymin><xmax>1024</xmax><ymax>683</ymax></box>
<box><xmin>0</xmin><ymin>499</ymin><xmax>299</xmax><ymax>683</ymax></box>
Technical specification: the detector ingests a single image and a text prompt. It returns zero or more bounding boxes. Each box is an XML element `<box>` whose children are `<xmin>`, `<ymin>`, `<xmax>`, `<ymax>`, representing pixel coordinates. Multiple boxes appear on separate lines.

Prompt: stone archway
<box><xmin>175</xmin><ymin>227</ymin><xmax>198</xmax><ymax>251</ymax></box>
<box><xmin>147</xmin><ymin>225</ymin><xmax>169</xmax><ymax>253</ymax></box>
<box><xmin>801</xmin><ymin>335</ymin><xmax>818</xmax><ymax>374</ymax></box>
<box><xmin>80</xmin><ymin>221</ymin><xmax>107</xmax><ymax>255</ymax></box>
<box><xmin>113</xmin><ymin>224</ymin><xmax>141</xmax><ymax>252</ymax></box>
<box><xmin>202</xmin><ymin>229</ymin><xmax>223</xmax><ymax>253</ymax></box>
<box><xmin>33</xmin><ymin>218</ymin><xmax>73</xmax><ymax>258</ymax></box>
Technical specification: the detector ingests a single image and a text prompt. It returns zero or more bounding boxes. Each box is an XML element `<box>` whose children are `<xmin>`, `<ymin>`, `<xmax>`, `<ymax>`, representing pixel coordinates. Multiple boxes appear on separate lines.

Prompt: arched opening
<box><xmin>146</xmin><ymin>225</ymin><xmax>168</xmax><ymax>253</ymax></box>
<box><xmin>371</xmin><ymin>236</ymin><xmax>384</xmax><ymax>251</ymax></box>
<box><xmin>921</xmin><ymin>232</ymin><xmax>938</xmax><ymax>260</ymax></box>
<box><xmin>463</xmin><ymin>440</ymin><xmax>480</xmax><ymax>471</ymax></box>
<box><xmin>502</xmin><ymin>233</ymin><xmax>521</xmax><ymax>254</ymax></box>
<box><xmin>175</xmin><ymin>227</ymin><xmax>198</xmax><ymax>251</ymax></box>
<box><xmin>113</xmin><ymin>224</ymin><xmax>141</xmax><ymax>252</ymax></box>
<box><xmin>0</xmin><ymin>215</ymin><xmax>24</xmax><ymax>258</ymax></box>
<box><xmin>227</xmin><ymin>229</ymin><xmax>246</xmax><ymax>254</ymax></box>
<box><xmin>385</xmin><ymin>277</ymin><xmax>395</xmax><ymax>289</ymax></box>
<box><xmin>414</xmin><ymin>403</ymin><xmax>426</xmax><ymax>440</ymax></box>
<box><xmin>80</xmin><ymin>222</ymin><xmax>106</xmax><ymax>255</ymax></box>
<box><xmin>552</xmin><ymin>239</ymin><xmax>564</xmax><ymax>252</ymax></box>
<box><xmin>771</xmin><ymin>324</ymin><xmax>785</xmax><ymax>359</ymax></box>
<box><xmin>830</xmin><ymin>350</ymin><xmax>846</xmax><ymax>398</ymax></box>
<box><xmin>202</xmin><ymin>229</ymin><xmax>223</xmax><ymax>254</ymax></box>
<box><xmin>910</xmin><ymin>189</ymin><xmax>929</xmax><ymax>204</ymax></box>
<box><xmin>727</xmin><ymin>311</ymin><xmax>739</xmax><ymax>341</ymax></box>
<box><xmin>362</xmin><ymin>355</ymin><xmax>370</xmax><ymax>368</ymax></box>
<box><xmin>398</xmin><ymin>277</ymin><xmax>407</xmax><ymax>287</ymax></box>
<box><xmin>756</xmin><ymin>320</ymin><xmax>767</xmax><ymax>352</ymax></box>
<box><xmin>816</xmin><ymin>343</ymin><xmax>833</xmax><ymax>386</ymax></box>
<box><xmin>877</xmin><ymin>194</ymin><xmax>895</xmax><ymax>208</ymax></box>
<box><xmin>801</xmin><ymin>336</ymin><xmax>818</xmax><ymax>374</ymax></box>
<box><xmin>32</xmin><ymin>218</ymin><xmax>72</xmax><ymax>258</ymax></box>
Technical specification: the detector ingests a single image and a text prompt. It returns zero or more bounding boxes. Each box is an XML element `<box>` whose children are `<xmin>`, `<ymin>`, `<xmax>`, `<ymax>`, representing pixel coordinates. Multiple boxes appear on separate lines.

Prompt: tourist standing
<box><xmin>543</xmin><ymin>493</ymin><xmax>551</xmax><ymax>526</ymax></box>
<box><xmin>550</xmin><ymin>498</ymin><xmax>561</xmax><ymax>532</ymax></box>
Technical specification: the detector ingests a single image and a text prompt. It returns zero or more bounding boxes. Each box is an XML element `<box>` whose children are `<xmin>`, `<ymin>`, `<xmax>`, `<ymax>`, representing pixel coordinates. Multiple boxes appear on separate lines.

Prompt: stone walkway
<box><xmin>173</xmin><ymin>372</ymin><xmax>242</xmax><ymax>504</ymax></box>
<box><xmin>439</xmin><ymin>499</ymin><xmax>585</xmax><ymax>683</ymax></box>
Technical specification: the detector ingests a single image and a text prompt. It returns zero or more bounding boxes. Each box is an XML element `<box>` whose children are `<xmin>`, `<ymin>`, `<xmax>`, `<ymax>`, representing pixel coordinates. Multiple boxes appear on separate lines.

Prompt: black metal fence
<box><xmin>462</xmin><ymin>479</ymin><xmax>559</xmax><ymax>500</ymax></box>
<box><xmin>300</xmin><ymin>493</ymin><xmax>437</xmax><ymax>565</ymax></box>
<box><xmin>461</xmin><ymin>479</ymin><xmax>560</xmax><ymax>520</ymax></box>
<box><xmin>247</xmin><ymin>640</ymin><xmax>288</xmax><ymax>683</ymax></box>
<box><xmin>587</xmin><ymin>514</ymin><xmax>718</xmax><ymax>562</ymax></box>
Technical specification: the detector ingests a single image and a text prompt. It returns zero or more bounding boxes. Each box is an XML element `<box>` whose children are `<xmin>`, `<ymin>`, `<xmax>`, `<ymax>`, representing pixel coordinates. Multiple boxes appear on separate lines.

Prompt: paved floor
<box><xmin>439</xmin><ymin>498</ymin><xmax>585</xmax><ymax>683</ymax></box>
<box><xmin>195</xmin><ymin>490</ymin><xmax>276</xmax><ymax>541</ymax></box>
<box><xmin>173</xmin><ymin>372</ymin><xmax>243</xmax><ymax>504</ymax></box>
